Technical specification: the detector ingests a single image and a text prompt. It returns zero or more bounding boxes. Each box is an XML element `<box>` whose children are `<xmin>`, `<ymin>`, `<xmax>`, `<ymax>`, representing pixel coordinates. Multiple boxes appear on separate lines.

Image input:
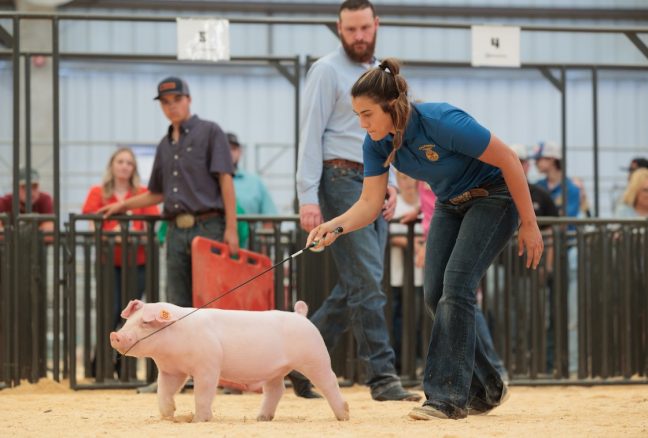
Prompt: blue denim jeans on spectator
<box><xmin>165</xmin><ymin>216</ymin><xmax>225</xmax><ymax>307</ymax></box>
<box><xmin>422</xmin><ymin>178</ymin><xmax>517</xmax><ymax>418</ymax></box>
<box><xmin>313</xmin><ymin>165</ymin><xmax>399</xmax><ymax>389</ymax></box>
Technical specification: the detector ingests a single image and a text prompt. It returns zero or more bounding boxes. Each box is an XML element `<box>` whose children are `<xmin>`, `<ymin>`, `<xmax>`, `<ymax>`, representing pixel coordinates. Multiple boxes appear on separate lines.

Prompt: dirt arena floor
<box><xmin>1</xmin><ymin>379</ymin><xmax>647</xmax><ymax>437</ymax></box>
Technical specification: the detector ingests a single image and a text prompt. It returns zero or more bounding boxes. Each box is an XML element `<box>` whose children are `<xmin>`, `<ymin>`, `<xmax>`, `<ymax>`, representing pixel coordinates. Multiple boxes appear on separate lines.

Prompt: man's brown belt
<box><xmin>323</xmin><ymin>159</ymin><xmax>364</xmax><ymax>172</ymax></box>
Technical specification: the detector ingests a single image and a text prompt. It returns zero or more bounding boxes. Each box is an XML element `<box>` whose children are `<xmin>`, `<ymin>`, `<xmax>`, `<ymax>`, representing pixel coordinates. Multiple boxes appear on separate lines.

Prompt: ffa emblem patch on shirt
<box><xmin>159</xmin><ymin>309</ymin><xmax>170</xmax><ymax>320</ymax></box>
<box><xmin>419</xmin><ymin>144</ymin><xmax>439</xmax><ymax>162</ymax></box>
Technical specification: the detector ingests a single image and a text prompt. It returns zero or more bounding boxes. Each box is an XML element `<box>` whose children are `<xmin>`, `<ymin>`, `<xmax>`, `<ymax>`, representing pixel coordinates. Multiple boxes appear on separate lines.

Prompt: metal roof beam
<box><xmin>624</xmin><ymin>32</ymin><xmax>648</xmax><ymax>61</ymax></box>
<box><xmin>55</xmin><ymin>1</ymin><xmax>648</xmax><ymax>21</ymax></box>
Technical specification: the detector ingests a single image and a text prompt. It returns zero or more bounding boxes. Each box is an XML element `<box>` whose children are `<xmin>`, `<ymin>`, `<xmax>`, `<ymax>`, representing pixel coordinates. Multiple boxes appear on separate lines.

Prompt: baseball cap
<box><xmin>153</xmin><ymin>76</ymin><xmax>190</xmax><ymax>100</ymax></box>
<box><xmin>533</xmin><ymin>141</ymin><xmax>562</xmax><ymax>160</ymax></box>
<box><xmin>18</xmin><ymin>167</ymin><xmax>40</xmax><ymax>185</ymax></box>
<box><xmin>510</xmin><ymin>144</ymin><xmax>528</xmax><ymax>161</ymax></box>
<box><xmin>227</xmin><ymin>132</ymin><xmax>241</xmax><ymax>147</ymax></box>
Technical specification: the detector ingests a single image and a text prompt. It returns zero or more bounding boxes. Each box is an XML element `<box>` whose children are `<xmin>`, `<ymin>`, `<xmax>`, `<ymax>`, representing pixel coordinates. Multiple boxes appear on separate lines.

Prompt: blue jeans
<box><xmin>165</xmin><ymin>216</ymin><xmax>225</xmax><ymax>307</ymax></box>
<box><xmin>313</xmin><ymin>165</ymin><xmax>398</xmax><ymax>388</ymax></box>
<box><xmin>422</xmin><ymin>178</ymin><xmax>517</xmax><ymax>417</ymax></box>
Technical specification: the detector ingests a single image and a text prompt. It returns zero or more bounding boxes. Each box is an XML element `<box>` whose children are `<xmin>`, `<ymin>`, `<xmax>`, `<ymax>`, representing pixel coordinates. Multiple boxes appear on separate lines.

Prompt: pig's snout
<box><xmin>110</xmin><ymin>331</ymin><xmax>133</xmax><ymax>354</ymax></box>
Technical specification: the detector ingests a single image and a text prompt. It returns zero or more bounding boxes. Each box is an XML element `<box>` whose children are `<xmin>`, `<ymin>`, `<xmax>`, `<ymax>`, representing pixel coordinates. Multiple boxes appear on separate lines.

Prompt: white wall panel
<box><xmin>5</xmin><ymin>2</ymin><xmax>648</xmax><ymax>218</ymax></box>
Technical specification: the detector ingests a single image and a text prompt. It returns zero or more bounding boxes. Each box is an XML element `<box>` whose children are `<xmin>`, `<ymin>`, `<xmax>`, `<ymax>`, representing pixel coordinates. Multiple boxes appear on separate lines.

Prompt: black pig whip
<box><xmin>118</xmin><ymin>227</ymin><xmax>343</xmax><ymax>357</ymax></box>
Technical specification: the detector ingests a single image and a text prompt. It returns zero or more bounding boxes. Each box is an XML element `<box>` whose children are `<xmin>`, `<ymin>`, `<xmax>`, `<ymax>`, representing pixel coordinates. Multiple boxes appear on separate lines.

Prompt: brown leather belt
<box><xmin>173</xmin><ymin>210</ymin><xmax>223</xmax><ymax>229</ymax></box>
<box><xmin>449</xmin><ymin>188</ymin><xmax>489</xmax><ymax>205</ymax></box>
<box><xmin>323</xmin><ymin>159</ymin><xmax>364</xmax><ymax>172</ymax></box>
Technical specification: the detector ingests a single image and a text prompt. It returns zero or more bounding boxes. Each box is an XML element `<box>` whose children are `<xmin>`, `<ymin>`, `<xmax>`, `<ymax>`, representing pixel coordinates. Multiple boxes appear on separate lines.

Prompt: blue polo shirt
<box><xmin>363</xmin><ymin>103</ymin><xmax>500</xmax><ymax>202</ymax></box>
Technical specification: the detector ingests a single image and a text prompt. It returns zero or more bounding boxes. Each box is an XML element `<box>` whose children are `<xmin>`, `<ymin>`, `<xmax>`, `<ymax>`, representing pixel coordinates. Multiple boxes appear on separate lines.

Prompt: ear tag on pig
<box><xmin>159</xmin><ymin>309</ymin><xmax>171</xmax><ymax>320</ymax></box>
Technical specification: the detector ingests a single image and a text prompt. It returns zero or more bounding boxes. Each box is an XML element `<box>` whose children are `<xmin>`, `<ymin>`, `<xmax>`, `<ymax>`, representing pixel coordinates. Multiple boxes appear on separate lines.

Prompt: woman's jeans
<box><xmin>422</xmin><ymin>180</ymin><xmax>518</xmax><ymax>417</ymax></box>
<box><xmin>314</xmin><ymin>165</ymin><xmax>399</xmax><ymax>388</ymax></box>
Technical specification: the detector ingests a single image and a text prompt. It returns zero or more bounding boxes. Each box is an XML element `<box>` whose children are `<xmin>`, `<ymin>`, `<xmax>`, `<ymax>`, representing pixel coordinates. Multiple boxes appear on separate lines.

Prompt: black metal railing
<box><xmin>2</xmin><ymin>215</ymin><xmax>647</xmax><ymax>390</ymax></box>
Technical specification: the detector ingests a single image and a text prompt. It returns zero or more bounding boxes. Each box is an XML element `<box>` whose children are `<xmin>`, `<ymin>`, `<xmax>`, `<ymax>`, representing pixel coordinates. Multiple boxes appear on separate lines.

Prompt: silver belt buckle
<box><xmin>175</xmin><ymin>213</ymin><xmax>195</xmax><ymax>229</ymax></box>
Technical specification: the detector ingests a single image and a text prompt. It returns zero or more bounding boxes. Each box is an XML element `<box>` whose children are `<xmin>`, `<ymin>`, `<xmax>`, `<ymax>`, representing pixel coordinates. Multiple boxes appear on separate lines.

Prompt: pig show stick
<box><xmin>120</xmin><ymin>226</ymin><xmax>344</xmax><ymax>357</ymax></box>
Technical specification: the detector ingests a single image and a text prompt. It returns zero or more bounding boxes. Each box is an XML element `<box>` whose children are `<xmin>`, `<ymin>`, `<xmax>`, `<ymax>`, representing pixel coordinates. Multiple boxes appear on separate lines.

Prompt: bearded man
<box><xmin>292</xmin><ymin>0</ymin><xmax>420</xmax><ymax>402</ymax></box>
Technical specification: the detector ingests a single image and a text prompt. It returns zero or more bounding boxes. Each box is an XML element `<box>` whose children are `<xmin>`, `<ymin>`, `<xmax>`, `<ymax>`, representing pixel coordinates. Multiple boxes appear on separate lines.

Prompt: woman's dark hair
<box><xmin>351</xmin><ymin>58</ymin><xmax>410</xmax><ymax>167</ymax></box>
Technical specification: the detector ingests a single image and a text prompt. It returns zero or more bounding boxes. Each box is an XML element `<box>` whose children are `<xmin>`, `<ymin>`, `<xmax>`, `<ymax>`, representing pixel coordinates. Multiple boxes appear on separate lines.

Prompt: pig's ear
<box><xmin>121</xmin><ymin>299</ymin><xmax>144</xmax><ymax>319</ymax></box>
<box><xmin>142</xmin><ymin>304</ymin><xmax>179</xmax><ymax>324</ymax></box>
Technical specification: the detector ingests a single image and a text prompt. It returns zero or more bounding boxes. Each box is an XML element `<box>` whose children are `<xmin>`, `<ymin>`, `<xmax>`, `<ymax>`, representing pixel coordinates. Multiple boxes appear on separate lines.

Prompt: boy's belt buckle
<box><xmin>175</xmin><ymin>213</ymin><xmax>195</xmax><ymax>229</ymax></box>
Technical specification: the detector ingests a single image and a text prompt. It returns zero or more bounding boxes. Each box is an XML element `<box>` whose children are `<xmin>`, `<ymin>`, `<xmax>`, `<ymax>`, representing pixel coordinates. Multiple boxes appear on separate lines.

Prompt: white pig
<box><xmin>109</xmin><ymin>299</ymin><xmax>349</xmax><ymax>422</ymax></box>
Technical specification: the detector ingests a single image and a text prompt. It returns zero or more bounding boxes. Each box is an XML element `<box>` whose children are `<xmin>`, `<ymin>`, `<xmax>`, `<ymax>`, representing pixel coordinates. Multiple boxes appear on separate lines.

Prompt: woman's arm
<box><xmin>478</xmin><ymin>134</ymin><xmax>544</xmax><ymax>269</ymax></box>
<box><xmin>306</xmin><ymin>173</ymin><xmax>389</xmax><ymax>250</ymax></box>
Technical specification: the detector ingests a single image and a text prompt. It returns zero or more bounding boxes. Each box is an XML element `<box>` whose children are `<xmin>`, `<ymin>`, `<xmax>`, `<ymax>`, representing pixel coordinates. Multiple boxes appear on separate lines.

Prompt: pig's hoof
<box><xmin>191</xmin><ymin>414</ymin><xmax>213</xmax><ymax>423</ymax></box>
<box><xmin>336</xmin><ymin>401</ymin><xmax>350</xmax><ymax>421</ymax></box>
<box><xmin>256</xmin><ymin>414</ymin><xmax>274</xmax><ymax>422</ymax></box>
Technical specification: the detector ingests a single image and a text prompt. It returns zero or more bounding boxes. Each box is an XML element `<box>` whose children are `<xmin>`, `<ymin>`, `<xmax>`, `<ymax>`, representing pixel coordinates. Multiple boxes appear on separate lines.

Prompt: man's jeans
<box><xmin>314</xmin><ymin>165</ymin><xmax>398</xmax><ymax>388</ymax></box>
<box><xmin>422</xmin><ymin>179</ymin><xmax>517</xmax><ymax>416</ymax></box>
<box><xmin>165</xmin><ymin>216</ymin><xmax>225</xmax><ymax>307</ymax></box>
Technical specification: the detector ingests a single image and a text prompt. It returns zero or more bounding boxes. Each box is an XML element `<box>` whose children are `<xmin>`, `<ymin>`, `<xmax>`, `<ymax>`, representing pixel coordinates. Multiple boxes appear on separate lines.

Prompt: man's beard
<box><xmin>341</xmin><ymin>35</ymin><xmax>377</xmax><ymax>63</ymax></box>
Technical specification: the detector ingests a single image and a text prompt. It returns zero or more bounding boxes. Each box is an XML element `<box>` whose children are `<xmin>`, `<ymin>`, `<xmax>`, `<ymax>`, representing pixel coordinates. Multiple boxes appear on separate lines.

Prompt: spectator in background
<box><xmin>388</xmin><ymin>171</ymin><xmax>424</xmax><ymax>374</ymax></box>
<box><xmin>532</xmin><ymin>141</ymin><xmax>580</xmax><ymax>374</ymax></box>
<box><xmin>82</xmin><ymin>147</ymin><xmax>160</xmax><ymax>331</ymax></box>
<box><xmin>613</xmin><ymin>157</ymin><xmax>648</xmax><ymax>215</ymax></box>
<box><xmin>625</xmin><ymin>157</ymin><xmax>648</xmax><ymax>180</ymax></box>
<box><xmin>0</xmin><ymin>168</ymin><xmax>54</xmax><ymax>233</ymax></box>
<box><xmin>228</xmin><ymin>132</ymin><xmax>277</xmax><ymax>249</ymax></box>
<box><xmin>228</xmin><ymin>132</ymin><xmax>278</xmax><ymax>217</ymax></box>
<box><xmin>511</xmin><ymin>143</ymin><xmax>559</xmax><ymax>373</ymax></box>
<box><xmin>616</xmin><ymin>168</ymin><xmax>648</xmax><ymax>218</ymax></box>
<box><xmin>510</xmin><ymin>144</ymin><xmax>559</xmax><ymax>221</ymax></box>
<box><xmin>571</xmin><ymin>177</ymin><xmax>592</xmax><ymax>218</ymax></box>
<box><xmin>533</xmin><ymin>141</ymin><xmax>580</xmax><ymax>218</ymax></box>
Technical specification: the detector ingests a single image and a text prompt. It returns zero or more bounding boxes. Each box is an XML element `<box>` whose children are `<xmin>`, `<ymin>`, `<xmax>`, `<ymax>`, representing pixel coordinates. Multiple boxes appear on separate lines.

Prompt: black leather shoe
<box><xmin>287</xmin><ymin>371</ymin><xmax>322</xmax><ymax>399</ymax></box>
<box><xmin>371</xmin><ymin>382</ymin><xmax>422</xmax><ymax>402</ymax></box>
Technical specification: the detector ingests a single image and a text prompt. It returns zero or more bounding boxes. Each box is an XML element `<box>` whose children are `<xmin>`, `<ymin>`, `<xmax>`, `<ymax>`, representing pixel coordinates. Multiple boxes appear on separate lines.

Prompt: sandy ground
<box><xmin>1</xmin><ymin>379</ymin><xmax>647</xmax><ymax>437</ymax></box>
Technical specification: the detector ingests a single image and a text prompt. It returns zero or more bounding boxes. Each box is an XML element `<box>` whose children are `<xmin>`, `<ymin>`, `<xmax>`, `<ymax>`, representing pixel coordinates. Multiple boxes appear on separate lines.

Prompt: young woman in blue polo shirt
<box><xmin>307</xmin><ymin>58</ymin><xmax>543</xmax><ymax>420</ymax></box>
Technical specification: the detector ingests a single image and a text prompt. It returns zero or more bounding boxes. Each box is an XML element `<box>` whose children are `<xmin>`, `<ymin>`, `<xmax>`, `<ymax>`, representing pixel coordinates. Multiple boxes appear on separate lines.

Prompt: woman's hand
<box><xmin>518</xmin><ymin>221</ymin><xmax>544</xmax><ymax>269</ymax></box>
<box><xmin>306</xmin><ymin>222</ymin><xmax>342</xmax><ymax>252</ymax></box>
